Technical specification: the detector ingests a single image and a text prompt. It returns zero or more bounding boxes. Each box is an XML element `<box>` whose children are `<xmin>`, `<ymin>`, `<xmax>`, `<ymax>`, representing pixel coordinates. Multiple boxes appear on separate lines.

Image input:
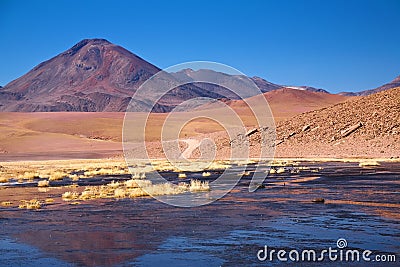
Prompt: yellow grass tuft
<box><xmin>134</xmin><ymin>179</ymin><xmax>152</xmax><ymax>187</ymax></box>
<box><xmin>143</xmin><ymin>182</ymin><xmax>187</xmax><ymax>196</ymax></box>
<box><xmin>59</xmin><ymin>176</ymin><xmax>212</xmax><ymax>202</ymax></box>
<box><xmin>132</xmin><ymin>172</ymin><xmax>141</xmax><ymax>178</ymax></box>
<box><xmin>1</xmin><ymin>201</ymin><xmax>12</xmax><ymax>206</ymax></box>
<box><xmin>108</xmin><ymin>180</ymin><xmax>121</xmax><ymax>188</ymax></box>
<box><xmin>69</xmin><ymin>174</ymin><xmax>79</xmax><ymax>181</ymax></box>
<box><xmin>114</xmin><ymin>188</ymin><xmax>127</xmax><ymax>198</ymax></box>
<box><xmin>38</xmin><ymin>187</ymin><xmax>49</xmax><ymax>193</ymax></box>
<box><xmin>267</xmin><ymin>168</ymin><xmax>276</xmax><ymax>174</ymax></box>
<box><xmin>49</xmin><ymin>171</ymin><xmax>67</xmax><ymax>181</ymax></box>
<box><xmin>128</xmin><ymin>188</ymin><xmax>148</xmax><ymax>198</ymax></box>
<box><xmin>189</xmin><ymin>179</ymin><xmax>210</xmax><ymax>192</ymax></box>
<box><xmin>276</xmin><ymin>168</ymin><xmax>285</xmax><ymax>174</ymax></box>
<box><xmin>125</xmin><ymin>179</ymin><xmax>139</xmax><ymax>188</ymax></box>
<box><xmin>38</xmin><ymin>172</ymin><xmax>50</xmax><ymax>179</ymax></box>
<box><xmin>359</xmin><ymin>160</ymin><xmax>380</xmax><ymax>167</ymax></box>
<box><xmin>62</xmin><ymin>191</ymin><xmax>79</xmax><ymax>201</ymax></box>
<box><xmin>37</xmin><ymin>180</ymin><xmax>49</xmax><ymax>187</ymax></box>
<box><xmin>18</xmin><ymin>199</ymin><xmax>41</xmax><ymax>210</ymax></box>
<box><xmin>207</xmin><ymin>161</ymin><xmax>231</xmax><ymax>170</ymax></box>
<box><xmin>19</xmin><ymin>171</ymin><xmax>39</xmax><ymax>180</ymax></box>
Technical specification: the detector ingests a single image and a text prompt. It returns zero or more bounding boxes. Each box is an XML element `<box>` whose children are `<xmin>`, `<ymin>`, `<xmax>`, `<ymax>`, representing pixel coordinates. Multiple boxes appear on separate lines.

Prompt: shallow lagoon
<box><xmin>1</xmin><ymin>161</ymin><xmax>399</xmax><ymax>266</ymax></box>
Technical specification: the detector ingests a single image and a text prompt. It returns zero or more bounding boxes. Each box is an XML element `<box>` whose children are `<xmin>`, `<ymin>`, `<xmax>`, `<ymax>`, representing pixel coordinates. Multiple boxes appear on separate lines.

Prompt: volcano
<box><xmin>0</xmin><ymin>39</ymin><xmax>223</xmax><ymax>112</ymax></box>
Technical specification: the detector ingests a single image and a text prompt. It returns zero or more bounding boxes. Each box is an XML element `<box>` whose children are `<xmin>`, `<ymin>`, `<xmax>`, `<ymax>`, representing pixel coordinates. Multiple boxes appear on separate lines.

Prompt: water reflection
<box><xmin>0</xmin><ymin>162</ymin><xmax>399</xmax><ymax>266</ymax></box>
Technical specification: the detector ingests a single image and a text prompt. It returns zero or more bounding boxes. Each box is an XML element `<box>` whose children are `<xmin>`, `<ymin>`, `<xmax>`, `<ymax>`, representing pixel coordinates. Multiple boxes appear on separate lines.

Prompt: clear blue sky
<box><xmin>1</xmin><ymin>0</ymin><xmax>399</xmax><ymax>93</ymax></box>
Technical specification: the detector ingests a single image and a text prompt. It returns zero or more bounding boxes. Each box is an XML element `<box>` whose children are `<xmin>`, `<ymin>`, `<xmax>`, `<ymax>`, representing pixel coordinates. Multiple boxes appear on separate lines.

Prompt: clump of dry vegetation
<box><xmin>0</xmin><ymin>158</ymin><xmax>131</xmax><ymax>187</ymax></box>
<box><xmin>18</xmin><ymin>199</ymin><xmax>41</xmax><ymax>210</ymax></box>
<box><xmin>206</xmin><ymin>161</ymin><xmax>231</xmax><ymax>170</ymax></box>
<box><xmin>359</xmin><ymin>160</ymin><xmax>380</xmax><ymax>167</ymax></box>
<box><xmin>19</xmin><ymin>171</ymin><xmax>39</xmax><ymax>180</ymax></box>
<box><xmin>37</xmin><ymin>180</ymin><xmax>49</xmax><ymax>187</ymax></box>
<box><xmin>189</xmin><ymin>180</ymin><xmax>210</xmax><ymax>192</ymax></box>
<box><xmin>49</xmin><ymin>171</ymin><xmax>67</xmax><ymax>181</ymax></box>
<box><xmin>276</xmin><ymin>167</ymin><xmax>285</xmax><ymax>174</ymax></box>
<box><xmin>61</xmin><ymin>177</ymin><xmax>210</xmax><ymax>202</ymax></box>
<box><xmin>1</xmin><ymin>201</ymin><xmax>12</xmax><ymax>206</ymax></box>
<box><xmin>62</xmin><ymin>191</ymin><xmax>80</xmax><ymax>200</ymax></box>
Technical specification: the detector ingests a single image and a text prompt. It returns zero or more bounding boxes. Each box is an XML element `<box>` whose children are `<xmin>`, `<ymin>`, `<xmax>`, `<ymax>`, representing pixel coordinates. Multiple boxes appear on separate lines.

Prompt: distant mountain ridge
<box><xmin>172</xmin><ymin>69</ymin><xmax>329</xmax><ymax>97</ymax></box>
<box><xmin>0</xmin><ymin>38</ymin><xmax>397</xmax><ymax>111</ymax></box>
<box><xmin>339</xmin><ymin>75</ymin><xmax>400</xmax><ymax>96</ymax></box>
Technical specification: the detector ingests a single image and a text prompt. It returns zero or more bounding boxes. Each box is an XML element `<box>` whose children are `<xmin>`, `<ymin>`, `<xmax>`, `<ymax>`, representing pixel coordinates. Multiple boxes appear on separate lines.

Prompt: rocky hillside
<box><xmin>272</xmin><ymin>87</ymin><xmax>400</xmax><ymax>157</ymax></box>
<box><xmin>236</xmin><ymin>87</ymin><xmax>400</xmax><ymax>158</ymax></box>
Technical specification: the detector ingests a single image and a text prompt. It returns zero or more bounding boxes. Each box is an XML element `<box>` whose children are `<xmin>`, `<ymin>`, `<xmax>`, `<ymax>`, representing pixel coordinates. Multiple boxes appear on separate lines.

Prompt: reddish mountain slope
<box><xmin>0</xmin><ymin>39</ymin><xmax>158</xmax><ymax>111</ymax></box>
<box><xmin>0</xmin><ymin>39</ymin><xmax>223</xmax><ymax>112</ymax></box>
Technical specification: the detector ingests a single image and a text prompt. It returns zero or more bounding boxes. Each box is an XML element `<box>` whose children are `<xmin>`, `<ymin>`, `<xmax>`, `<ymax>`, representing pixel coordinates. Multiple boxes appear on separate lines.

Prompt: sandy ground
<box><xmin>0</xmin><ymin>91</ymin><xmax>351</xmax><ymax>161</ymax></box>
<box><xmin>0</xmin><ymin>112</ymin><xmax>221</xmax><ymax>161</ymax></box>
<box><xmin>1</xmin><ymin>88</ymin><xmax>397</xmax><ymax>161</ymax></box>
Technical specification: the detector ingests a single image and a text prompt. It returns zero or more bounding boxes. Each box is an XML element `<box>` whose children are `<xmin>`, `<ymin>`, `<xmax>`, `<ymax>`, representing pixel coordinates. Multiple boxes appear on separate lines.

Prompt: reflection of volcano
<box><xmin>2</xmin><ymin>161</ymin><xmax>400</xmax><ymax>265</ymax></box>
<box><xmin>3</xmin><ymin>185</ymin><xmax>283</xmax><ymax>266</ymax></box>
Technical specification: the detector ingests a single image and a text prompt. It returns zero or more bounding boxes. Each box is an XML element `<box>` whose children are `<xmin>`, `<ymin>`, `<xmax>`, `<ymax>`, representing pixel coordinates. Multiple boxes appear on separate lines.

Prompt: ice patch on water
<box><xmin>0</xmin><ymin>236</ymin><xmax>72</xmax><ymax>266</ymax></box>
<box><xmin>127</xmin><ymin>237</ymin><xmax>225</xmax><ymax>267</ymax></box>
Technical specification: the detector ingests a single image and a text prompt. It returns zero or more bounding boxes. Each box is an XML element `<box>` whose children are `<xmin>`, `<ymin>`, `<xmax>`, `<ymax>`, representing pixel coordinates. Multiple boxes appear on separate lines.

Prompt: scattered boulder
<box><xmin>340</xmin><ymin>122</ymin><xmax>363</xmax><ymax>137</ymax></box>
<box><xmin>246</xmin><ymin>128</ymin><xmax>258</xmax><ymax>137</ymax></box>
<box><xmin>302</xmin><ymin>124</ymin><xmax>311</xmax><ymax>132</ymax></box>
<box><xmin>275</xmin><ymin>139</ymin><xmax>284</xmax><ymax>146</ymax></box>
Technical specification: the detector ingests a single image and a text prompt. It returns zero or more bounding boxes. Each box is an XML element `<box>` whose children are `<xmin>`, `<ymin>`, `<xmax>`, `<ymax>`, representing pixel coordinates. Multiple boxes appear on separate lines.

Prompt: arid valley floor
<box><xmin>0</xmin><ymin>87</ymin><xmax>399</xmax><ymax>266</ymax></box>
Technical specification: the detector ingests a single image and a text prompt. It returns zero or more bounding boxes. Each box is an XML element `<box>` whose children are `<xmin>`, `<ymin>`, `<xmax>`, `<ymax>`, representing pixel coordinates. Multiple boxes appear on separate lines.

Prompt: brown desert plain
<box><xmin>1</xmin><ymin>86</ymin><xmax>399</xmax><ymax>161</ymax></box>
<box><xmin>0</xmin><ymin>87</ymin><xmax>354</xmax><ymax>161</ymax></box>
